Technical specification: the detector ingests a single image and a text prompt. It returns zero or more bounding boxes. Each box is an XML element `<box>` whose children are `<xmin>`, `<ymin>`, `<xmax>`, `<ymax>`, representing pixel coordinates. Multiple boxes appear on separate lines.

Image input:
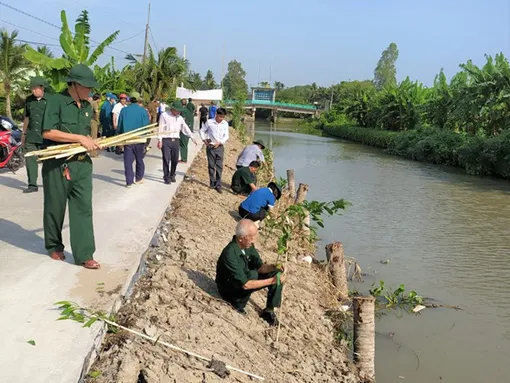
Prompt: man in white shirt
<box><xmin>112</xmin><ymin>93</ymin><xmax>128</xmax><ymax>130</ymax></box>
<box><xmin>199</xmin><ymin>107</ymin><xmax>229</xmax><ymax>193</ymax></box>
<box><xmin>236</xmin><ymin>139</ymin><xmax>266</xmax><ymax>169</ymax></box>
<box><xmin>157</xmin><ymin>100</ymin><xmax>197</xmax><ymax>184</ymax></box>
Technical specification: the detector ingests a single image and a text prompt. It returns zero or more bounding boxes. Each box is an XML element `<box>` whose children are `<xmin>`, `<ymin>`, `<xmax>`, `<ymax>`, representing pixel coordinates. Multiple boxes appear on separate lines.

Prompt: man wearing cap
<box><xmin>238</xmin><ymin>182</ymin><xmax>282</xmax><ymax>223</ymax></box>
<box><xmin>200</xmin><ymin>107</ymin><xmax>229</xmax><ymax>193</ymax></box>
<box><xmin>21</xmin><ymin>76</ymin><xmax>48</xmax><ymax>193</ymax></box>
<box><xmin>231</xmin><ymin>160</ymin><xmax>260</xmax><ymax>195</ymax></box>
<box><xmin>41</xmin><ymin>64</ymin><xmax>101</xmax><ymax>269</ymax></box>
<box><xmin>157</xmin><ymin>100</ymin><xmax>197</xmax><ymax>184</ymax></box>
<box><xmin>236</xmin><ymin>139</ymin><xmax>266</xmax><ymax>169</ymax></box>
<box><xmin>100</xmin><ymin>93</ymin><xmax>117</xmax><ymax>152</ymax></box>
<box><xmin>118</xmin><ymin>92</ymin><xmax>150</xmax><ymax>187</ymax></box>
<box><xmin>179</xmin><ymin>98</ymin><xmax>194</xmax><ymax>163</ymax></box>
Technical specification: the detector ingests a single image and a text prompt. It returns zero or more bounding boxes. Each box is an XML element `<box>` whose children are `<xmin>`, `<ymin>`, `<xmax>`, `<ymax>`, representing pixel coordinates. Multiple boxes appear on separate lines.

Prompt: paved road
<box><xmin>0</xmin><ymin>133</ymin><xmax>203</xmax><ymax>383</ymax></box>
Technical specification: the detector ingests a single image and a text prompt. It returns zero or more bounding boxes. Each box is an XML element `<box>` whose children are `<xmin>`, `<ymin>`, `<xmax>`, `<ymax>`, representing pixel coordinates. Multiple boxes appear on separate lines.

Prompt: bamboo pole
<box><xmin>325</xmin><ymin>242</ymin><xmax>348</xmax><ymax>301</ymax></box>
<box><xmin>286</xmin><ymin>169</ymin><xmax>295</xmax><ymax>199</ymax></box>
<box><xmin>353</xmin><ymin>296</ymin><xmax>376</xmax><ymax>382</ymax></box>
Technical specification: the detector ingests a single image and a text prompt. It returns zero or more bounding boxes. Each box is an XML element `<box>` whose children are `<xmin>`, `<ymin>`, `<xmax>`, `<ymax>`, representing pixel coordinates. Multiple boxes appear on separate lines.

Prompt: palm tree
<box><xmin>203</xmin><ymin>70</ymin><xmax>217</xmax><ymax>89</ymax></box>
<box><xmin>187</xmin><ymin>71</ymin><xmax>202</xmax><ymax>90</ymax></box>
<box><xmin>37</xmin><ymin>45</ymin><xmax>54</xmax><ymax>58</ymax></box>
<box><xmin>0</xmin><ymin>29</ymin><xmax>30</xmax><ymax>119</ymax></box>
<box><xmin>273</xmin><ymin>81</ymin><xmax>285</xmax><ymax>91</ymax></box>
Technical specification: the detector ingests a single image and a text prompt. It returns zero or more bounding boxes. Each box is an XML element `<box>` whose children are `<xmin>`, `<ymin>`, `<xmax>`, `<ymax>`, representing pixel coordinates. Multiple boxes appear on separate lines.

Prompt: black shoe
<box><xmin>23</xmin><ymin>185</ymin><xmax>38</xmax><ymax>193</ymax></box>
<box><xmin>235</xmin><ymin>307</ymin><xmax>247</xmax><ymax>315</ymax></box>
<box><xmin>164</xmin><ymin>180</ymin><xmax>171</xmax><ymax>185</ymax></box>
<box><xmin>215</xmin><ymin>186</ymin><xmax>223</xmax><ymax>193</ymax></box>
<box><xmin>261</xmin><ymin>310</ymin><xmax>279</xmax><ymax>326</ymax></box>
<box><xmin>170</xmin><ymin>176</ymin><xmax>176</xmax><ymax>183</ymax></box>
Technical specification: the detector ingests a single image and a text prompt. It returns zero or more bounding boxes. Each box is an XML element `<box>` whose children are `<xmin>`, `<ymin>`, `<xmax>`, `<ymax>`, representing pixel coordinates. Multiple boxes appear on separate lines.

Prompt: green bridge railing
<box><xmin>223</xmin><ymin>99</ymin><xmax>317</xmax><ymax>110</ymax></box>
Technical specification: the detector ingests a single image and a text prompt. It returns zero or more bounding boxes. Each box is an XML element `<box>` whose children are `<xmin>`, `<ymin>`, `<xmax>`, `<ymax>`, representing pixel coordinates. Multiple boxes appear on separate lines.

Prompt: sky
<box><xmin>1</xmin><ymin>0</ymin><xmax>509</xmax><ymax>88</ymax></box>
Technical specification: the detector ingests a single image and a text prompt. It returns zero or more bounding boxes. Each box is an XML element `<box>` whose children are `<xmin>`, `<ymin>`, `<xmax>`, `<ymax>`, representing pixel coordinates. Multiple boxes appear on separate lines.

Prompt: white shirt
<box><xmin>199</xmin><ymin>118</ymin><xmax>229</xmax><ymax>146</ymax></box>
<box><xmin>158</xmin><ymin>112</ymin><xmax>193</xmax><ymax>141</ymax></box>
<box><xmin>112</xmin><ymin>103</ymin><xmax>126</xmax><ymax>127</ymax></box>
<box><xmin>236</xmin><ymin>144</ymin><xmax>265</xmax><ymax>167</ymax></box>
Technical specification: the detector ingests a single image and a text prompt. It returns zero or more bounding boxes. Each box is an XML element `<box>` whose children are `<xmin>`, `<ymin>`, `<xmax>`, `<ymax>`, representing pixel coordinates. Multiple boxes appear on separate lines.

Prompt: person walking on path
<box><xmin>88</xmin><ymin>93</ymin><xmax>100</xmax><ymax>157</ymax></box>
<box><xmin>236</xmin><ymin>139</ymin><xmax>266</xmax><ymax>169</ymax></box>
<box><xmin>118</xmin><ymin>92</ymin><xmax>150</xmax><ymax>187</ymax></box>
<box><xmin>199</xmin><ymin>103</ymin><xmax>208</xmax><ymax>129</ymax></box>
<box><xmin>99</xmin><ymin>93</ymin><xmax>117</xmax><ymax>152</ymax></box>
<box><xmin>187</xmin><ymin>97</ymin><xmax>196</xmax><ymax>116</ymax></box>
<box><xmin>41</xmin><ymin>64</ymin><xmax>101</xmax><ymax>269</ymax></box>
<box><xmin>231</xmin><ymin>161</ymin><xmax>260</xmax><ymax>195</ymax></box>
<box><xmin>158</xmin><ymin>100</ymin><xmax>197</xmax><ymax>184</ymax></box>
<box><xmin>208</xmin><ymin>101</ymin><xmax>217</xmax><ymax>119</ymax></box>
<box><xmin>238</xmin><ymin>181</ymin><xmax>282</xmax><ymax>223</ymax></box>
<box><xmin>179</xmin><ymin>98</ymin><xmax>194</xmax><ymax>163</ymax></box>
<box><xmin>22</xmin><ymin>76</ymin><xmax>48</xmax><ymax>193</ymax></box>
<box><xmin>215</xmin><ymin>219</ymin><xmax>286</xmax><ymax>325</ymax></box>
<box><xmin>200</xmin><ymin>107</ymin><xmax>229</xmax><ymax>193</ymax></box>
<box><xmin>113</xmin><ymin>93</ymin><xmax>128</xmax><ymax>155</ymax></box>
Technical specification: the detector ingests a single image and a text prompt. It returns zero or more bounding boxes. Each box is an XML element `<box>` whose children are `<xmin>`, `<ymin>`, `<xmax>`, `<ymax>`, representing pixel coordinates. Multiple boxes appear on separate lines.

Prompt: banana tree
<box><xmin>24</xmin><ymin>10</ymin><xmax>119</xmax><ymax>91</ymax></box>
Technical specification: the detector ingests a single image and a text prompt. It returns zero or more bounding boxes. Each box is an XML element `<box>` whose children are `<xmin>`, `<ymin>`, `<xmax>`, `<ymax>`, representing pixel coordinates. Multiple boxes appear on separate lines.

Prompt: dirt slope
<box><xmin>86</xmin><ymin>129</ymin><xmax>359</xmax><ymax>383</ymax></box>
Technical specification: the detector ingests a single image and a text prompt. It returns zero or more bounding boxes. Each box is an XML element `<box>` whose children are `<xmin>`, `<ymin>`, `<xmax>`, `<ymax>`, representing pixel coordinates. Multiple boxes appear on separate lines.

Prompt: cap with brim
<box><xmin>170</xmin><ymin>100</ymin><xmax>185</xmax><ymax>112</ymax></box>
<box><xmin>30</xmin><ymin>76</ymin><xmax>46</xmax><ymax>88</ymax></box>
<box><xmin>130</xmin><ymin>91</ymin><xmax>141</xmax><ymax>99</ymax></box>
<box><xmin>267</xmin><ymin>181</ymin><xmax>282</xmax><ymax>200</ymax></box>
<box><xmin>253</xmin><ymin>139</ymin><xmax>266</xmax><ymax>149</ymax></box>
<box><xmin>64</xmin><ymin>64</ymin><xmax>99</xmax><ymax>88</ymax></box>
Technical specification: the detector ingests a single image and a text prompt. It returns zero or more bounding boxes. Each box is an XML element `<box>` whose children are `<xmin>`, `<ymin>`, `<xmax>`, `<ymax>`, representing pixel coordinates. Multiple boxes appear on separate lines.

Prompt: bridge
<box><xmin>223</xmin><ymin>99</ymin><xmax>319</xmax><ymax>116</ymax></box>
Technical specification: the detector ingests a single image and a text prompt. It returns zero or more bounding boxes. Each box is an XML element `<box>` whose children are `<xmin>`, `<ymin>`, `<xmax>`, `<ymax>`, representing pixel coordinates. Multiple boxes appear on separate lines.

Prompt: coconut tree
<box><xmin>24</xmin><ymin>10</ymin><xmax>119</xmax><ymax>91</ymax></box>
<box><xmin>203</xmin><ymin>69</ymin><xmax>217</xmax><ymax>90</ymax></box>
<box><xmin>0</xmin><ymin>29</ymin><xmax>30</xmax><ymax>119</ymax></box>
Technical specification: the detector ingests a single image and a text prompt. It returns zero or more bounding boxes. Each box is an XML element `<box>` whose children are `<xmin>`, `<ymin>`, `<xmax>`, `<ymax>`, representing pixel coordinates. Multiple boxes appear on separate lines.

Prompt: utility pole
<box><xmin>221</xmin><ymin>42</ymin><xmax>226</xmax><ymax>94</ymax></box>
<box><xmin>330</xmin><ymin>87</ymin><xmax>334</xmax><ymax>110</ymax></box>
<box><xmin>142</xmin><ymin>2</ymin><xmax>151</xmax><ymax>64</ymax></box>
<box><xmin>181</xmin><ymin>44</ymin><xmax>186</xmax><ymax>88</ymax></box>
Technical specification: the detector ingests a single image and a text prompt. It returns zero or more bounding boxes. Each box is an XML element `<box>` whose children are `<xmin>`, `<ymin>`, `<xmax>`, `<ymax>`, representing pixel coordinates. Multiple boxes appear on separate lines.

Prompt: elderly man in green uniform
<box><xmin>179</xmin><ymin>98</ymin><xmax>194</xmax><ymax>163</ymax></box>
<box><xmin>231</xmin><ymin>160</ymin><xmax>260</xmax><ymax>195</ymax></box>
<box><xmin>41</xmin><ymin>64</ymin><xmax>101</xmax><ymax>269</ymax></box>
<box><xmin>22</xmin><ymin>76</ymin><xmax>48</xmax><ymax>193</ymax></box>
<box><xmin>215</xmin><ymin>219</ymin><xmax>286</xmax><ymax>325</ymax></box>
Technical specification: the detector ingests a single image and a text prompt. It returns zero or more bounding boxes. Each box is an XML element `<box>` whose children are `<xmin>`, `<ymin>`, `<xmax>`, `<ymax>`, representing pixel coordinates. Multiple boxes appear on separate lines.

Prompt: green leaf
<box><xmin>27</xmin><ymin>339</ymin><xmax>36</xmax><ymax>346</ymax></box>
<box><xmin>88</xmin><ymin>370</ymin><xmax>102</xmax><ymax>378</ymax></box>
<box><xmin>86</xmin><ymin>30</ymin><xmax>120</xmax><ymax>66</ymax></box>
<box><xmin>83</xmin><ymin>317</ymin><xmax>98</xmax><ymax>328</ymax></box>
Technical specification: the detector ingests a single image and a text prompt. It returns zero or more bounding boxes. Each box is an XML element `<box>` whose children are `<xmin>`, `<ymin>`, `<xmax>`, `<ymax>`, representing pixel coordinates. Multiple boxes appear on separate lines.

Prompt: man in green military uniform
<box><xmin>231</xmin><ymin>160</ymin><xmax>260</xmax><ymax>195</ymax></box>
<box><xmin>179</xmin><ymin>98</ymin><xmax>194</xmax><ymax>163</ymax></box>
<box><xmin>41</xmin><ymin>64</ymin><xmax>101</xmax><ymax>269</ymax></box>
<box><xmin>22</xmin><ymin>76</ymin><xmax>48</xmax><ymax>193</ymax></box>
<box><xmin>215</xmin><ymin>219</ymin><xmax>286</xmax><ymax>325</ymax></box>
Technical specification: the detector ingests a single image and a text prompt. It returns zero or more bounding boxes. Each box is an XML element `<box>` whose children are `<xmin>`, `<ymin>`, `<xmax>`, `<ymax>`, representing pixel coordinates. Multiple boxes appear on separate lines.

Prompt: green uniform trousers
<box><xmin>24</xmin><ymin>142</ymin><xmax>42</xmax><ymax>186</ymax></box>
<box><xmin>217</xmin><ymin>270</ymin><xmax>283</xmax><ymax>311</ymax></box>
<box><xmin>42</xmin><ymin>156</ymin><xmax>95</xmax><ymax>264</ymax></box>
<box><xmin>179</xmin><ymin>132</ymin><xmax>189</xmax><ymax>162</ymax></box>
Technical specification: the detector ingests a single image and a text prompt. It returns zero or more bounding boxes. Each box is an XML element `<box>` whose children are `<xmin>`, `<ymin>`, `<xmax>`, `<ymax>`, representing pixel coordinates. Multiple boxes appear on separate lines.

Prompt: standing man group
<box><xmin>22</xmin><ymin>76</ymin><xmax>48</xmax><ymax>193</ymax></box>
<box><xmin>179</xmin><ymin>98</ymin><xmax>195</xmax><ymax>164</ymax></box>
<box><xmin>100</xmin><ymin>93</ymin><xmax>117</xmax><ymax>151</ymax></box>
<box><xmin>200</xmin><ymin>107</ymin><xmax>229</xmax><ymax>193</ymax></box>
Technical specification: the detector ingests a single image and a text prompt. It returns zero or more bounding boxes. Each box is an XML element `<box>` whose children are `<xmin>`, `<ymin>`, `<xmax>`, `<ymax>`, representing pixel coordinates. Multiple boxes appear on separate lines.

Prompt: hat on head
<box><xmin>29</xmin><ymin>76</ymin><xmax>46</xmax><ymax>88</ymax></box>
<box><xmin>253</xmin><ymin>139</ymin><xmax>266</xmax><ymax>149</ymax></box>
<box><xmin>119</xmin><ymin>93</ymin><xmax>127</xmax><ymax>99</ymax></box>
<box><xmin>130</xmin><ymin>91</ymin><xmax>141</xmax><ymax>100</ymax></box>
<box><xmin>170</xmin><ymin>100</ymin><xmax>184</xmax><ymax>112</ymax></box>
<box><xmin>267</xmin><ymin>181</ymin><xmax>282</xmax><ymax>200</ymax></box>
<box><xmin>64</xmin><ymin>64</ymin><xmax>99</xmax><ymax>88</ymax></box>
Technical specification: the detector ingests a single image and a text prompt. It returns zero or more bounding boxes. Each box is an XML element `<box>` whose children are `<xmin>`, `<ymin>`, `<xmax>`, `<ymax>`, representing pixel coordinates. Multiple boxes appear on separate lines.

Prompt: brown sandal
<box><xmin>50</xmin><ymin>251</ymin><xmax>65</xmax><ymax>261</ymax></box>
<box><xmin>82</xmin><ymin>260</ymin><xmax>100</xmax><ymax>269</ymax></box>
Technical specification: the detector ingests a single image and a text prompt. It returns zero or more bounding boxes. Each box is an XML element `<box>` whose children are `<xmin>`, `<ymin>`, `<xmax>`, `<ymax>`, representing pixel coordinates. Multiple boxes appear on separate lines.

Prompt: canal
<box><xmin>250</xmin><ymin>120</ymin><xmax>510</xmax><ymax>383</ymax></box>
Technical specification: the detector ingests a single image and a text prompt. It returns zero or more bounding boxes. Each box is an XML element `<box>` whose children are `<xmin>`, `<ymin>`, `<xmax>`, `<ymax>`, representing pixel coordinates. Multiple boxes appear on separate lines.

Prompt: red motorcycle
<box><xmin>0</xmin><ymin>127</ymin><xmax>24</xmax><ymax>172</ymax></box>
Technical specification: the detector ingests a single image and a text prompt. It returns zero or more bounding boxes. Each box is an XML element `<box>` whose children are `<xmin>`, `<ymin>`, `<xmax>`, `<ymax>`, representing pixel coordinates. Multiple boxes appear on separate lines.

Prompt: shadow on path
<box><xmin>183</xmin><ymin>268</ymin><xmax>221</xmax><ymax>298</ymax></box>
<box><xmin>0</xmin><ymin>175</ymin><xmax>27</xmax><ymax>191</ymax></box>
<box><xmin>92</xmin><ymin>173</ymin><xmax>125</xmax><ymax>187</ymax></box>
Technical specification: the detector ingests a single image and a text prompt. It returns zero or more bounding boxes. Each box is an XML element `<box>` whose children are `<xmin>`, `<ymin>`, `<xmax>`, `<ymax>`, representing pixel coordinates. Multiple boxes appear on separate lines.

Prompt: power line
<box><xmin>149</xmin><ymin>26</ymin><xmax>158</xmax><ymax>52</ymax></box>
<box><xmin>0</xmin><ymin>19</ymin><xmax>60</xmax><ymax>42</ymax></box>
<box><xmin>14</xmin><ymin>38</ymin><xmax>62</xmax><ymax>47</ymax></box>
<box><xmin>112</xmin><ymin>29</ymin><xmax>145</xmax><ymax>45</ymax></box>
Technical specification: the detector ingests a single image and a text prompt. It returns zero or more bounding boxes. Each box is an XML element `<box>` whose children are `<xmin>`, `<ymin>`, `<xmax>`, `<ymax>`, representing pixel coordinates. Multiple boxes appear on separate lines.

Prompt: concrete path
<box><xmin>0</xmin><ymin>132</ymin><xmax>203</xmax><ymax>383</ymax></box>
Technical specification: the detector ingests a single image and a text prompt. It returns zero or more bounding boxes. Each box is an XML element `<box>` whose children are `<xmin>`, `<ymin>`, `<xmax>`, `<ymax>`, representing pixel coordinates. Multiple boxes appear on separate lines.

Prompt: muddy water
<box><xmin>249</xmin><ymin>120</ymin><xmax>510</xmax><ymax>383</ymax></box>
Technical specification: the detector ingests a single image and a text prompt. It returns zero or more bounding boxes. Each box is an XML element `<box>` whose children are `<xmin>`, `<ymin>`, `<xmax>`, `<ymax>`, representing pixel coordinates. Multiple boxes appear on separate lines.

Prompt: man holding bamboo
<box><xmin>215</xmin><ymin>219</ymin><xmax>285</xmax><ymax>325</ymax></box>
<box><xmin>41</xmin><ymin>64</ymin><xmax>101</xmax><ymax>269</ymax></box>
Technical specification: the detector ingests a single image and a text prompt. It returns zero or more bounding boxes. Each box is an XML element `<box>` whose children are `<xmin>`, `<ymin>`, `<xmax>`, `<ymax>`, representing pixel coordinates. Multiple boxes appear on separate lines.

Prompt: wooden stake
<box><xmin>286</xmin><ymin>169</ymin><xmax>295</xmax><ymax>199</ymax></box>
<box><xmin>325</xmin><ymin>242</ymin><xmax>348</xmax><ymax>301</ymax></box>
<box><xmin>353</xmin><ymin>296</ymin><xmax>376</xmax><ymax>382</ymax></box>
<box><xmin>295</xmin><ymin>183</ymin><xmax>309</xmax><ymax>204</ymax></box>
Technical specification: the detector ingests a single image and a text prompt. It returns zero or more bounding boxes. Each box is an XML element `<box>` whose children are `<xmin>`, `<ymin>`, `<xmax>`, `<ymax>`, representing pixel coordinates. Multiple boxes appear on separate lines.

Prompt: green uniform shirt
<box><xmin>216</xmin><ymin>236</ymin><xmax>263</xmax><ymax>289</ymax></box>
<box><xmin>181</xmin><ymin>105</ymin><xmax>194</xmax><ymax>129</ymax></box>
<box><xmin>42</xmin><ymin>90</ymin><xmax>92</xmax><ymax>146</ymax></box>
<box><xmin>24</xmin><ymin>94</ymin><xmax>48</xmax><ymax>144</ymax></box>
<box><xmin>231</xmin><ymin>166</ymin><xmax>256</xmax><ymax>193</ymax></box>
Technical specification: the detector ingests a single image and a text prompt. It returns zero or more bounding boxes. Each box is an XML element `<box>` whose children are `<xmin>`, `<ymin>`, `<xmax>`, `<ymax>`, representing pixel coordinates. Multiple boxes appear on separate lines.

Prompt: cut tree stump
<box><xmin>325</xmin><ymin>242</ymin><xmax>348</xmax><ymax>301</ymax></box>
<box><xmin>295</xmin><ymin>183</ymin><xmax>309</xmax><ymax>204</ymax></box>
<box><xmin>286</xmin><ymin>169</ymin><xmax>296</xmax><ymax>199</ymax></box>
<box><xmin>353</xmin><ymin>296</ymin><xmax>376</xmax><ymax>383</ymax></box>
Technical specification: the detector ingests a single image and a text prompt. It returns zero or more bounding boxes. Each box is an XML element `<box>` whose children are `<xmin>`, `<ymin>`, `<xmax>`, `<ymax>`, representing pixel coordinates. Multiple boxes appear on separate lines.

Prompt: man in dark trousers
<box><xmin>216</xmin><ymin>219</ymin><xmax>285</xmax><ymax>325</ymax></box>
<box><xmin>22</xmin><ymin>76</ymin><xmax>48</xmax><ymax>193</ymax></box>
<box><xmin>199</xmin><ymin>103</ymin><xmax>208</xmax><ymax>129</ymax></box>
<box><xmin>199</xmin><ymin>107</ymin><xmax>229</xmax><ymax>193</ymax></box>
<box><xmin>239</xmin><ymin>182</ymin><xmax>282</xmax><ymax>223</ymax></box>
<box><xmin>118</xmin><ymin>92</ymin><xmax>150</xmax><ymax>187</ymax></box>
<box><xmin>231</xmin><ymin>160</ymin><xmax>260</xmax><ymax>195</ymax></box>
<box><xmin>157</xmin><ymin>100</ymin><xmax>197</xmax><ymax>184</ymax></box>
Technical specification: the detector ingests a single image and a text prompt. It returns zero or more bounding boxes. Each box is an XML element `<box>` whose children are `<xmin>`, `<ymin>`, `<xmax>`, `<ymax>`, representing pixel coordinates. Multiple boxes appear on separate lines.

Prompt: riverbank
<box><xmin>317</xmin><ymin>122</ymin><xmax>510</xmax><ymax>179</ymax></box>
<box><xmin>85</xmin><ymin>128</ymin><xmax>359</xmax><ymax>382</ymax></box>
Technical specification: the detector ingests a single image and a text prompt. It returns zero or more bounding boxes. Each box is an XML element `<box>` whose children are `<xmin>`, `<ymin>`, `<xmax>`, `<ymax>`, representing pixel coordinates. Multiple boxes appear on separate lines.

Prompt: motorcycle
<box><xmin>0</xmin><ymin>121</ymin><xmax>25</xmax><ymax>172</ymax></box>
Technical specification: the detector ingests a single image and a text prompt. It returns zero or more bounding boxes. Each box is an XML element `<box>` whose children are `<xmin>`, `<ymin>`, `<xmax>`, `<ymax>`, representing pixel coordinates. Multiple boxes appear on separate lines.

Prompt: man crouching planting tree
<box><xmin>41</xmin><ymin>64</ymin><xmax>101</xmax><ymax>269</ymax></box>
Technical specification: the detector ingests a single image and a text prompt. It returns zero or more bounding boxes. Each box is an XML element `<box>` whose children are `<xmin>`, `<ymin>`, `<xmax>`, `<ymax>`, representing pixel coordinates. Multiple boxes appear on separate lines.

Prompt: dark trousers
<box><xmin>123</xmin><ymin>143</ymin><xmax>145</xmax><ymax>185</ymax></box>
<box><xmin>218</xmin><ymin>270</ymin><xmax>283</xmax><ymax>311</ymax></box>
<box><xmin>161</xmin><ymin>138</ymin><xmax>179</xmax><ymax>182</ymax></box>
<box><xmin>200</xmin><ymin>117</ymin><xmax>207</xmax><ymax>129</ymax></box>
<box><xmin>206</xmin><ymin>145</ymin><xmax>224</xmax><ymax>188</ymax></box>
<box><xmin>239</xmin><ymin>205</ymin><xmax>267</xmax><ymax>222</ymax></box>
<box><xmin>24</xmin><ymin>142</ymin><xmax>42</xmax><ymax>186</ymax></box>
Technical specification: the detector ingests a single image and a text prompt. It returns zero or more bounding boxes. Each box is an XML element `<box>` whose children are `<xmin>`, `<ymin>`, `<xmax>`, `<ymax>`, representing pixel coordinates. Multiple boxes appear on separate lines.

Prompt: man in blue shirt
<box><xmin>118</xmin><ymin>92</ymin><xmax>150</xmax><ymax>187</ymax></box>
<box><xmin>209</xmin><ymin>101</ymin><xmax>217</xmax><ymax>119</ymax></box>
<box><xmin>239</xmin><ymin>182</ymin><xmax>282</xmax><ymax>222</ymax></box>
<box><xmin>100</xmin><ymin>92</ymin><xmax>117</xmax><ymax>151</ymax></box>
